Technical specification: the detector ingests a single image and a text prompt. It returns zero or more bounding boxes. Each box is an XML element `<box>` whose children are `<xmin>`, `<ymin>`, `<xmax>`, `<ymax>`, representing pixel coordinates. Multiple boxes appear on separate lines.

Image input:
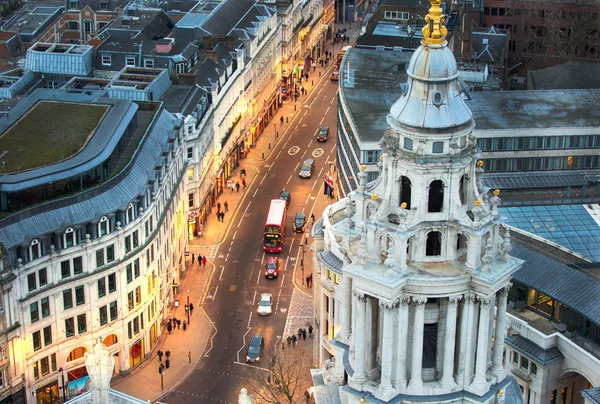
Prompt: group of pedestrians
<box><xmin>284</xmin><ymin>325</ymin><xmax>314</xmax><ymax>348</ymax></box>
<box><xmin>305</xmin><ymin>273</ymin><xmax>313</xmax><ymax>288</ymax></box>
<box><xmin>166</xmin><ymin>317</ymin><xmax>187</xmax><ymax>334</ymax></box>
<box><xmin>191</xmin><ymin>253</ymin><xmax>207</xmax><ymax>267</ymax></box>
<box><xmin>216</xmin><ymin>201</ymin><xmax>227</xmax><ymax>222</ymax></box>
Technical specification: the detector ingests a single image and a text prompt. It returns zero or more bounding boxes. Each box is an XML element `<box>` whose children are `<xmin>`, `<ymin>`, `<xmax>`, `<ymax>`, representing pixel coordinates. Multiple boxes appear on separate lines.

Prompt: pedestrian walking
<box><xmin>306</xmin><ymin>275</ymin><xmax>310</xmax><ymax>287</ymax></box>
<box><xmin>189</xmin><ymin>303</ymin><xmax>194</xmax><ymax>315</ymax></box>
<box><xmin>165</xmin><ymin>350</ymin><xmax>171</xmax><ymax>360</ymax></box>
<box><xmin>202</xmin><ymin>256</ymin><xmax>207</xmax><ymax>267</ymax></box>
<box><xmin>222</xmin><ymin>212</ymin><xmax>226</xmax><ymax>221</ymax></box>
<box><xmin>311</xmin><ymin>213</ymin><xmax>315</xmax><ymax>222</ymax></box>
<box><xmin>236</xmin><ymin>182</ymin><xmax>240</xmax><ymax>192</ymax></box>
<box><xmin>224</xmin><ymin>201</ymin><xmax>229</xmax><ymax>212</ymax></box>
<box><xmin>287</xmin><ymin>336</ymin><xmax>292</xmax><ymax>346</ymax></box>
<box><xmin>280</xmin><ymin>115</ymin><xmax>284</xmax><ymax>125</ymax></box>
<box><xmin>302</xmin><ymin>329</ymin><xmax>307</xmax><ymax>340</ymax></box>
<box><xmin>183</xmin><ymin>321</ymin><xmax>187</xmax><ymax>331</ymax></box>
<box><xmin>217</xmin><ymin>202</ymin><xmax>221</xmax><ymax>212</ymax></box>
<box><xmin>184</xmin><ymin>304</ymin><xmax>189</xmax><ymax>314</ymax></box>
<box><xmin>216</xmin><ymin>210</ymin><xmax>220</xmax><ymax>220</ymax></box>
<box><xmin>167</xmin><ymin>323</ymin><xmax>172</xmax><ymax>334</ymax></box>
<box><xmin>242</xmin><ymin>179</ymin><xmax>247</xmax><ymax>188</ymax></box>
<box><xmin>308</xmin><ymin>325</ymin><xmax>313</xmax><ymax>338</ymax></box>
<box><xmin>308</xmin><ymin>273</ymin><xmax>313</xmax><ymax>287</ymax></box>
<box><xmin>178</xmin><ymin>320</ymin><xmax>182</xmax><ymax>329</ymax></box>
<box><xmin>198</xmin><ymin>255</ymin><xmax>203</xmax><ymax>266</ymax></box>
<box><xmin>158</xmin><ymin>350</ymin><xmax>164</xmax><ymax>362</ymax></box>
<box><xmin>292</xmin><ymin>334</ymin><xmax>297</xmax><ymax>345</ymax></box>
<box><xmin>298</xmin><ymin>327</ymin><xmax>303</xmax><ymax>338</ymax></box>
<box><xmin>191</xmin><ymin>253</ymin><xmax>195</xmax><ymax>264</ymax></box>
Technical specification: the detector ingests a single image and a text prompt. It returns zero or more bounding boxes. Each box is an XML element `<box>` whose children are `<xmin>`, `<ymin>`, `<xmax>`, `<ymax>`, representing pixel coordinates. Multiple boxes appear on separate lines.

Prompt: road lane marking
<box><xmin>219</xmin><ymin>265</ymin><xmax>225</xmax><ymax>281</ymax></box>
<box><xmin>308</xmin><ymin>139</ymin><xmax>313</xmax><ymax>148</ymax></box>
<box><xmin>237</xmin><ymin>327</ymin><xmax>251</xmax><ymax>363</ymax></box>
<box><xmin>286</xmin><ymin>174</ymin><xmax>293</xmax><ymax>185</ymax></box>
<box><xmin>232</xmin><ymin>231</ymin><xmax>237</xmax><ymax>240</ymax></box>
<box><xmin>325</xmin><ymin>106</ymin><xmax>330</xmax><ymax>114</ymax></box>
<box><xmin>318</xmin><ymin>167</ymin><xmax>324</xmax><ymax>177</ymax></box>
<box><xmin>276</xmin><ymin>150</ymin><xmax>282</xmax><ymax>159</ymax></box>
<box><xmin>233</xmin><ymin>361</ymin><xmax>270</xmax><ymax>372</ymax></box>
<box><xmin>301</xmin><ymin>150</ymin><xmax>307</xmax><ymax>158</ymax></box>
<box><xmin>261</xmin><ymin>251</ymin><xmax>265</xmax><ymax>264</ymax></box>
<box><xmin>252</xmin><ymin>290</ymin><xmax>257</xmax><ymax>306</ymax></box>
<box><xmin>212</xmin><ymin>285</ymin><xmax>218</xmax><ymax>300</ymax></box>
<box><xmin>288</xmin><ymin>238</ymin><xmax>295</xmax><ymax>253</ymax></box>
<box><xmin>288</xmin><ymin>146</ymin><xmax>300</xmax><ymax>155</ymax></box>
<box><xmin>260</xmin><ymin>173</ymin><xmax>267</xmax><ymax>185</ymax></box>
<box><xmin>252</xmin><ymin>188</ymin><xmax>258</xmax><ymax>197</ymax></box>
<box><xmin>294</xmin><ymin>162</ymin><xmax>300</xmax><ymax>171</ymax></box>
<box><xmin>319</xmin><ymin>117</ymin><xmax>324</xmax><ymax>125</ymax></box>
<box><xmin>305</xmin><ymin>194</ymin><xmax>311</xmax><ymax>205</ymax></box>
<box><xmin>256</xmin><ymin>267</ymin><xmax>261</xmax><ymax>284</ymax></box>
<box><xmin>237</xmin><ymin>201</ymin><xmax>252</xmax><ymax>229</ymax></box>
<box><xmin>247</xmin><ymin>312</ymin><xmax>252</xmax><ymax>327</ymax></box>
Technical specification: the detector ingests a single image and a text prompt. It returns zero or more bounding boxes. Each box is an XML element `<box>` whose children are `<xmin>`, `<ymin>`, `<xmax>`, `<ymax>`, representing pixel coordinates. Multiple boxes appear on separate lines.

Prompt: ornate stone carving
<box><xmin>416</xmin><ymin>139</ymin><xmax>425</xmax><ymax>156</ymax></box>
<box><xmin>399</xmin><ymin>297</ymin><xmax>411</xmax><ymax>308</ymax></box>
<box><xmin>412</xmin><ymin>297</ymin><xmax>427</xmax><ymax>306</ymax></box>
<box><xmin>367</xmin><ymin>202</ymin><xmax>378</xmax><ymax>222</ymax></box>
<box><xmin>481</xmin><ymin>240</ymin><xmax>494</xmax><ymax>272</ymax></box>
<box><xmin>499</xmin><ymin>225</ymin><xmax>512</xmax><ymax>262</ymax></box>
<box><xmin>85</xmin><ymin>337</ymin><xmax>115</xmax><ymax>403</ymax></box>
<box><xmin>379</xmin><ymin>299</ymin><xmax>399</xmax><ymax>311</ymax></box>
<box><xmin>344</xmin><ymin>198</ymin><xmax>355</xmax><ymax>219</ymax></box>
<box><xmin>384</xmin><ymin>244</ymin><xmax>395</xmax><ymax>269</ymax></box>
<box><xmin>116</xmin><ymin>221</ymin><xmax>122</xmax><ymax>231</ymax></box>
<box><xmin>239</xmin><ymin>388</ymin><xmax>254</xmax><ymax>404</ymax></box>
<box><xmin>322</xmin><ymin>357</ymin><xmax>345</xmax><ymax>385</ymax></box>
<box><xmin>357</xmin><ymin>235</ymin><xmax>368</xmax><ymax>266</ymax></box>
<box><xmin>489</xmin><ymin>190</ymin><xmax>501</xmax><ymax>216</ymax></box>
<box><xmin>353</xmin><ymin>290</ymin><xmax>367</xmax><ymax>302</ymax></box>
<box><xmin>476</xmin><ymin>296</ymin><xmax>491</xmax><ymax>306</ymax></box>
<box><xmin>448</xmin><ymin>295</ymin><xmax>462</xmax><ymax>306</ymax></box>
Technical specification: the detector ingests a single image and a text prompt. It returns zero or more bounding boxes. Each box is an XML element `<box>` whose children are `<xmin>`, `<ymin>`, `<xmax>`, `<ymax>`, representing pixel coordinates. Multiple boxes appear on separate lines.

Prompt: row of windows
<box><xmin>511</xmin><ymin>351</ymin><xmax>538</xmax><ymax>376</ymax></box>
<box><xmin>101</xmin><ymin>54</ymin><xmax>154</xmax><ymax>68</ymax></box>
<box><xmin>29</xmin><ymin>298</ymin><xmax>50</xmax><ymax>324</ymax></box>
<box><xmin>127</xmin><ymin>313</ymin><xmax>144</xmax><ymax>340</ymax></box>
<box><xmin>65</xmin><ymin>314</ymin><xmax>87</xmax><ymax>337</ymax></box>
<box><xmin>127</xmin><ymin>286</ymin><xmax>142</xmax><ymax>311</ymax></box>
<box><xmin>384</xmin><ymin>11</ymin><xmax>409</xmax><ymax>20</ymax></box>
<box><xmin>478</xmin><ymin>135</ymin><xmax>600</xmax><ymax>152</ymax></box>
<box><xmin>99</xmin><ymin>301</ymin><xmax>118</xmax><ymax>325</ymax></box>
<box><xmin>483</xmin><ymin>8</ymin><xmax>597</xmax><ymax>21</ymax></box>
<box><xmin>33</xmin><ymin>353</ymin><xmax>56</xmax><ymax>380</ymax></box>
<box><xmin>484</xmin><ymin>155</ymin><xmax>600</xmax><ymax>172</ymax></box>
<box><xmin>32</xmin><ymin>326</ymin><xmax>52</xmax><ymax>351</ymax></box>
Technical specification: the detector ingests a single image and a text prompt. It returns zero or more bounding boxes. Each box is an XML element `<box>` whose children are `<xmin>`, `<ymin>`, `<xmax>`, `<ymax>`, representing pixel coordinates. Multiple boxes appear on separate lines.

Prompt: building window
<box><xmin>100</xmin><ymin>1</ymin><xmax>108</xmax><ymax>9</ymax></box>
<box><xmin>520</xmin><ymin>355</ymin><xmax>529</xmax><ymax>370</ymax></box>
<box><xmin>69</xmin><ymin>0</ymin><xmax>78</xmax><ymax>8</ymax></box>
<box><xmin>68</xmin><ymin>21</ymin><xmax>78</xmax><ymax>30</ymax></box>
<box><xmin>98</xmin><ymin>216</ymin><xmax>110</xmax><ymax>236</ymax></box>
<box><xmin>426</xmin><ymin>231</ymin><xmax>442</xmax><ymax>256</ymax></box>
<box><xmin>75</xmin><ymin>285</ymin><xmax>85</xmax><ymax>306</ymax></box>
<box><xmin>531</xmin><ymin>362</ymin><xmax>538</xmax><ymax>375</ymax></box>
<box><xmin>188</xmin><ymin>167</ymin><xmax>194</xmax><ymax>181</ymax></box>
<box><xmin>101</xmin><ymin>55</ymin><xmax>112</xmax><ymax>66</ymax></box>
<box><xmin>29</xmin><ymin>239</ymin><xmax>41</xmax><ymax>261</ymax></box>
<box><xmin>428</xmin><ymin>180</ymin><xmax>444</xmax><ymax>212</ymax></box>
<box><xmin>61</xmin><ymin>260</ymin><xmax>71</xmax><ymax>278</ymax></box>
<box><xmin>187</xmin><ymin>147</ymin><xmax>193</xmax><ymax>158</ymax></box>
<box><xmin>98</xmin><ymin>278</ymin><xmax>106</xmax><ymax>298</ymax></box>
<box><xmin>385</xmin><ymin>11</ymin><xmax>409</xmax><ymax>20</ymax></box>
<box><xmin>110</xmin><ymin>301</ymin><xmax>118</xmax><ymax>321</ymax></box>
<box><xmin>512</xmin><ymin>351</ymin><xmax>519</xmax><ymax>364</ymax></box>
<box><xmin>126</xmin><ymin>263</ymin><xmax>133</xmax><ymax>283</ymax></box>
<box><xmin>189</xmin><ymin>193</ymin><xmax>194</xmax><ymax>208</ymax></box>
<box><xmin>43</xmin><ymin>326</ymin><xmax>52</xmax><ymax>346</ymax></box>
<box><xmin>108</xmin><ymin>273</ymin><xmax>116</xmax><ymax>293</ymax></box>
<box><xmin>99</xmin><ymin>306</ymin><xmax>108</xmax><ymax>326</ymax></box>
<box><xmin>106</xmin><ymin>244</ymin><xmax>115</xmax><ymax>262</ymax></box>
<box><xmin>132</xmin><ymin>230</ymin><xmax>139</xmax><ymax>248</ymax></box>
<box><xmin>432</xmin><ymin>141</ymin><xmax>444</xmax><ymax>153</ymax></box>
<box><xmin>126</xmin><ymin>203</ymin><xmax>135</xmax><ymax>224</ymax></box>
<box><xmin>63</xmin><ymin>290</ymin><xmax>73</xmax><ymax>310</ymax></box>
<box><xmin>64</xmin><ymin>227</ymin><xmax>76</xmax><ymax>248</ymax></box>
<box><xmin>96</xmin><ymin>249</ymin><xmax>105</xmax><ymax>267</ymax></box>
<box><xmin>77</xmin><ymin>313</ymin><xmax>87</xmax><ymax>334</ymax></box>
<box><xmin>125</xmin><ymin>57</ymin><xmax>136</xmax><ymax>67</ymax></box>
<box><xmin>125</xmin><ymin>236</ymin><xmax>131</xmax><ymax>253</ymax></box>
<box><xmin>41</xmin><ymin>297</ymin><xmax>50</xmax><ymax>318</ymax></box>
<box><xmin>144</xmin><ymin>59</ymin><xmax>154</xmax><ymax>68</ymax></box>
<box><xmin>30</xmin><ymin>302</ymin><xmax>39</xmax><ymax>323</ymax></box>
<box><xmin>134</xmin><ymin>258</ymin><xmax>140</xmax><ymax>278</ymax></box>
<box><xmin>28</xmin><ymin>273</ymin><xmax>37</xmax><ymax>292</ymax></box>
<box><xmin>404</xmin><ymin>137</ymin><xmax>413</xmax><ymax>151</ymax></box>
<box><xmin>39</xmin><ymin>268</ymin><xmax>47</xmax><ymax>287</ymax></box>
<box><xmin>135</xmin><ymin>286</ymin><xmax>141</xmax><ymax>305</ymax></box>
<box><xmin>40</xmin><ymin>356</ymin><xmax>49</xmax><ymax>376</ymax></box>
<box><xmin>65</xmin><ymin>318</ymin><xmax>75</xmax><ymax>337</ymax></box>
<box><xmin>128</xmin><ymin>291</ymin><xmax>134</xmax><ymax>310</ymax></box>
<box><xmin>73</xmin><ymin>256</ymin><xmax>83</xmax><ymax>275</ymax></box>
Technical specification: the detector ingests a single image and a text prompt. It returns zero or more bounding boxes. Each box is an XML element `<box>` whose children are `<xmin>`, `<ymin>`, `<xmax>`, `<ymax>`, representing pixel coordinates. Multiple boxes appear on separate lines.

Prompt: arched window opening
<box><xmin>426</xmin><ymin>231</ymin><xmax>442</xmax><ymax>256</ymax></box>
<box><xmin>399</xmin><ymin>176</ymin><xmax>412</xmax><ymax>209</ymax></box>
<box><xmin>67</xmin><ymin>347</ymin><xmax>88</xmax><ymax>362</ymax></box>
<box><xmin>126</xmin><ymin>203</ymin><xmax>135</xmax><ymax>224</ymax></box>
<box><xmin>29</xmin><ymin>239</ymin><xmax>41</xmax><ymax>261</ymax></box>
<box><xmin>456</xmin><ymin>234</ymin><xmax>467</xmax><ymax>250</ymax></box>
<box><xmin>459</xmin><ymin>175</ymin><xmax>466</xmax><ymax>205</ymax></box>
<box><xmin>103</xmin><ymin>334</ymin><xmax>118</xmax><ymax>347</ymax></box>
<box><xmin>63</xmin><ymin>227</ymin><xmax>76</xmax><ymax>248</ymax></box>
<box><xmin>428</xmin><ymin>180</ymin><xmax>444</xmax><ymax>212</ymax></box>
<box><xmin>98</xmin><ymin>216</ymin><xmax>110</xmax><ymax>237</ymax></box>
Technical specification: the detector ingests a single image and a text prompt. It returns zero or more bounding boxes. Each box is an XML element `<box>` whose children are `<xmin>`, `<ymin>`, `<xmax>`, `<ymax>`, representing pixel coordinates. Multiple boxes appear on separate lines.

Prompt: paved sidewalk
<box><xmin>110</xmin><ymin>20</ymin><xmax>358</xmax><ymax>403</ymax></box>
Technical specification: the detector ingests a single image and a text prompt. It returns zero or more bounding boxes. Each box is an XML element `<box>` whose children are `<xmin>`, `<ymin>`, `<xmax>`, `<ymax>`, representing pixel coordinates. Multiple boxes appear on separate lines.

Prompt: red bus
<box><xmin>264</xmin><ymin>199</ymin><xmax>287</xmax><ymax>253</ymax></box>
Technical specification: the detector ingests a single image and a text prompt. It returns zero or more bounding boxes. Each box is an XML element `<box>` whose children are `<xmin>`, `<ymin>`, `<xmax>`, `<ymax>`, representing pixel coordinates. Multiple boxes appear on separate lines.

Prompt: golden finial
<box><xmin>379</xmin><ymin>155</ymin><xmax>384</xmax><ymax>161</ymax></box>
<box><xmin>422</xmin><ymin>0</ymin><xmax>447</xmax><ymax>45</ymax></box>
<box><xmin>477</xmin><ymin>160</ymin><xmax>484</xmax><ymax>167</ymax></box>
<box><xmin>494</xmin><ymin>189</ymin><xmax>500</xmax><ymax>196</ymax></box>
<box><xmin>400</xmin><ymin>202</ymin><xmax>407</xmax><ymax>209</ymax></box>
<box><xmin>371</xmin><ymin>194</ymin><xmax>378</xmax><ymax>200</ymax></box>
<box><xmin>475</xmin><ymin>199</ymin><xmax>482</xmax><ymax>206</ymax></box>
<box><xmin>360</xmin><ymin>165</ymin><xmax>367</xmax><ymax>171</ymax></box>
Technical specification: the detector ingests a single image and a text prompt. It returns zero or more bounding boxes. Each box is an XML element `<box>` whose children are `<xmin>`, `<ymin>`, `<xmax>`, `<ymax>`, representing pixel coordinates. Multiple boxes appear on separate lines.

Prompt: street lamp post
<box><xmin>58</xmin><ymin>367</ymin><xmax>66</xmax><ymax>402</ymax></box>
<box><xmin>187</xmin><ymin>289</ymin><xmax>190</xmax><ymax>325</ymax></box>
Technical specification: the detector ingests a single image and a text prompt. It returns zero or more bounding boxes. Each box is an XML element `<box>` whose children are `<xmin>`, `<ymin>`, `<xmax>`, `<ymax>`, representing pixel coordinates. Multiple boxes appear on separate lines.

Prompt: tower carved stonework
<box><xmin>314</xmin><ymin>0</ymin><xmax>525</xmax><ymax>402</ymax></box>
<box><xmin>85</xmin><ymin>337</ymin><xmax>115</xmax><ymax>403</ymax></box>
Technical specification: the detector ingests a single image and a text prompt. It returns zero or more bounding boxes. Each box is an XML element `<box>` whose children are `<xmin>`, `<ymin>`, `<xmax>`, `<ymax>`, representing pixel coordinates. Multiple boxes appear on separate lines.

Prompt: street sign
<box><xmin>184</xmin><ymin>252</ymin><xmax>190</xmax><ymax>256</ymax></box>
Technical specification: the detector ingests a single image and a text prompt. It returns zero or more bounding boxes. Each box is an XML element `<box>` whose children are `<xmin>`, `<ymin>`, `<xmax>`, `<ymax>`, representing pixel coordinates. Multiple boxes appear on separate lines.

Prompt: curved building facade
<box><xmin>0</xmin><ymin>91</ymin><xmax>188</xmax><ymax>401</ymax></box>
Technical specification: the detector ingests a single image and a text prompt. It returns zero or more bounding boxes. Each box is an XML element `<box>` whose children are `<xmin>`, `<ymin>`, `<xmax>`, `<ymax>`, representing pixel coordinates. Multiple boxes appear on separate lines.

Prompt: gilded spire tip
<box><xmin>421</xmin><ymin>0</ymin><xmax>447</xmax><ymax>46</ymax></box>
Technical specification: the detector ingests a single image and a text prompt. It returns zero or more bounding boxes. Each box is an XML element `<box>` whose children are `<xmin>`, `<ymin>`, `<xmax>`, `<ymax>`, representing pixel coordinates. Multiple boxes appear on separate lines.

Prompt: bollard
<box><xmin>312</xmin><ymin>80</ymin><xmax>314</xmax><ymax>86</ymax></box>
<box><xmin>276</xmin><ymin>131</ymin><xmax>278</xmax><ymax>138</ymax></box>
<box><xmin>262</xmin><ymin>152</ymin><xmax>264</xmax><ymax>159</ymax></box>
<box><xmin>294</xmin><ymin>105</ymin><xmax>297</xmax><ymax>111</ymax></box>
<box><xmin>188</xmin><ymin>351</ymin><xmax>191</xmax><ymax>364</ymax></box>
<box><xmin>286</xmin><ymin>117</ymin><xmax>289</xmax><ymax>123</ymax></box>
<box><xmin>269</xmin><ymin>142</ymin><xmax>271</xmax><ymax>149</ymax></box>
<box><xmin>319</xmin><ymin>71</ymin><xmax>321</xmax><ymax>77</ymax></box>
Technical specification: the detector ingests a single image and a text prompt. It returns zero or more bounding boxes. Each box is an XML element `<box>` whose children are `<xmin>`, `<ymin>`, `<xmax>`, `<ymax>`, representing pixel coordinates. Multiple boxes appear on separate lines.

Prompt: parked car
<box><xmin>293</xmin><ymin>212</ymin><xmax>306</xmax><ymax>233</ymax></box>
<box><xmin>246</xmin><ymin>336</ymin><xmax>264</xmax><ymax>363</ymax></box>
<box><xmin>265</xmin><ymin>257</ymin><xmax>279</xmax><ymax>279</ymax></box>
<box><xmin>317</xmin><ymin>127</ymin><xmax>330</xmax><ymax>142</ymax></box>
<box><xmin>279</xmin><ymin>191</ymin><xmax>291</xmax><ymax>206</ymax></box>
<box><xmin>299</xmin><ymin>159</ymin><xmax>315</xmax><ymax>179</ymax></box>
<box><xmin>257</xmin><ymin>293</ymin><xmax>273</xmax><ymax>315</ymax></box>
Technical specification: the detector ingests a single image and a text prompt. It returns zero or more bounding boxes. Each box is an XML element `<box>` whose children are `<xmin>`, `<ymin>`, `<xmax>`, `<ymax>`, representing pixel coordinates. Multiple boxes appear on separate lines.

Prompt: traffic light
<box><xmin>165</xmin><ymin>360</ymin><xmax>170</xmax><ymax>369</ymax></box>
<box><xmin>158</xmin><ymin>365</ymin><xmax>163</xmax><ymax>375</ymax></box>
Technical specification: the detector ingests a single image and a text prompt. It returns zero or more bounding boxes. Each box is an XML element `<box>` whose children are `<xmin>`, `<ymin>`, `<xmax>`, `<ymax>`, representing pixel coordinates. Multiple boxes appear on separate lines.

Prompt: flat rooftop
<box><xmin>0</xmin><ymin>101</ymin><xmax>109</xmax><ymax>174</ymax></box>
<box><xmin>342</xmin><ymin>47</ymin><xmax>600</xmax><ymax>144</ymax></box>
<box><xmin>0</xmin><ymin>2</ymin><xmax>63</xmax><ymax>36</ymax></box>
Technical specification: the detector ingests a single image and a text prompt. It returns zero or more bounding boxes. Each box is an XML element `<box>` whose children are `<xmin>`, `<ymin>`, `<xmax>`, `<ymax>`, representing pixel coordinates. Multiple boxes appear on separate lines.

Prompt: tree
<box><xmin>246</xmin><ymin>344</ymin><xmax>311</xmax><ymax>404</ymax></box>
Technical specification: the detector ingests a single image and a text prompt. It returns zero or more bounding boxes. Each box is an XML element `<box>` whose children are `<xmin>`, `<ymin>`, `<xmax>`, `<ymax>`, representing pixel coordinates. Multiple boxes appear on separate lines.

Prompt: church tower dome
<box><xmin>313</xmin><ymin>0</ymin><xmax>526</xmax><ymax>402</ymax></box>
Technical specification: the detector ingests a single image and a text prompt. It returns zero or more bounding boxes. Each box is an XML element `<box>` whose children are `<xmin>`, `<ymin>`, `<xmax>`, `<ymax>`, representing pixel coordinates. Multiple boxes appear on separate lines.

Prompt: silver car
<box><xmin>299</xmin><ymin>159</ymin><xmax>315</xmax><ymax>178</ymax></box>
<box><xmin>257</xmin><ymin>293</ymin><xmax>273</xmax><ymax>316</ymax></box>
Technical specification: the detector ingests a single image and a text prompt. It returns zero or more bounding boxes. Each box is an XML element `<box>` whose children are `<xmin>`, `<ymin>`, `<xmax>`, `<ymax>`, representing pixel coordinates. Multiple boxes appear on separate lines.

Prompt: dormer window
<box><xmin>69</xmin><ymin>0</ymin><xmax>78</xmax><ymax>9</ymax></box>
<box><xmin>63</xmin><ymin>228</ymin><xmax>77</xmax><ymax>248</ymax></box>
<box><xmin>98</xmin><ymin>216</ymin><xmax>110</xmax><ymax>237</ymax></box>
<box><xmin>29</xmin><ymin>239</ymin><xmax>41</xmax><ymax>261</ymax></box>
<box><xmin>126</xmin><ymin>203</ymin><xmax>135</xmax><ymax>224</ymax></box>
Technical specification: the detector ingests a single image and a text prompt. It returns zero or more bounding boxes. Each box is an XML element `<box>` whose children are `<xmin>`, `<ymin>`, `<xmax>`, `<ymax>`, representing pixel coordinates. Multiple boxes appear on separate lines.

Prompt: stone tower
<box><xmin>313</xmin><ymin>0</ymin><xmax>525</xmax><ymax>402</ymax></box>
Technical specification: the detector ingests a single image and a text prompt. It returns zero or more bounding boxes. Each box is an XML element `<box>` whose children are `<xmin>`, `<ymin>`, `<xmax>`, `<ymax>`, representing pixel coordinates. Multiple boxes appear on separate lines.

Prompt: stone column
<box><xmin>379</xmin><ymin>299</ymin><xmax>397</xmax><ymax>393</ymax></box>
<box><xmin>328</xmin><ymin>293</ymin><xmax>334</xmax><ymax>339</ymax></box>
<box><xmin>472</xmin><ymin>297</ymin><xmax>491</xmax><ymax>390</ymax></box>
<box><xmin>395</xmin><ymin>297</ymin><xmax>410</xmax><ymax>391</ymax></box>
<box><xmin>491</xmin><ymin>287</ymin><xmax>509</xmax><ymax>379</ymax></box>
<box><xmin>339</xmin><ymin>275</ymin><xmax>353</xmax><ymax>341</ymax></box>
<box><xmin>441</xmin><ymin>295</ymin><xmax>461</xmax><ymax>387</ymax></box>
<box><xmin>352</xmin><ymin>291</ymin><xmax>367</xmax><ymax>383</ymax></box>
<box><xmin>393</xmin><ymin>235</ymin><xmax>408</xmax><ymax>271</ymax></box>
<box><xmin>407</xmin><ymin>297</ymin><xmax>426</xmax><ymax>393</ymax></box>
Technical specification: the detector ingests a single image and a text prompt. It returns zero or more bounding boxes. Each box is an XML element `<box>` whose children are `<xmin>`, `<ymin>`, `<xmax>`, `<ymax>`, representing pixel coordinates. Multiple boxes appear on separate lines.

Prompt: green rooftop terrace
<box><xmin>0</xmin><ymin>101</ymin><xmax>109</xmax><ymax>174</ymax></box>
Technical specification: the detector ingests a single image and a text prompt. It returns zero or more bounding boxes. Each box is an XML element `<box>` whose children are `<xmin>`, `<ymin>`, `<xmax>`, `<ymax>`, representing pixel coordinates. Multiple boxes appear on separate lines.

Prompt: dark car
<box><xmin>293</xmin><ymin>212</ymin><xmax>306</xmax><ymax>233</ymax></box>
<box><xmin>279</xmin><ymin>191</ymin><xmax>291</xmax><ymax>206</ymax></box>
<box><xmin>299</xmin><ymin>159</ymin><xmax>315</xmax><ymax>179</ymax></box>
<box><xmin>317</xmin><ymin>127</ymin><xmax>330</xmax><ymax>142</ymax></box>
<box><xmin>246</xmin><ymin>335</ymin><xmax>264</xmax><ymax>363</ymax></box>
<box><xmin>265</xmin><ymin>256</ymin><xmax>279</xmax><ymax>279</ymax></box>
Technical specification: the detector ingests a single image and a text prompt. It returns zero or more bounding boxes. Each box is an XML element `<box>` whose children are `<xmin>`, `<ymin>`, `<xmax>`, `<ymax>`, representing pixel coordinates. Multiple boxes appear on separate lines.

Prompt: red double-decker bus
<box><xmin>264</xmin><ymin>199</ymin><xmax>287</xmax><ymax>253</ymax></box>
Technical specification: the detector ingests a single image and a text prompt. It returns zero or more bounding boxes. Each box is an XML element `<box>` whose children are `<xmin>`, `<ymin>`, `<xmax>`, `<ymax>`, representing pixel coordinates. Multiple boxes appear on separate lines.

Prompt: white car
<box><xmin>257</xmin><ymin>293</ymin><xmax>273</xmax><ymax>316</ymax></box>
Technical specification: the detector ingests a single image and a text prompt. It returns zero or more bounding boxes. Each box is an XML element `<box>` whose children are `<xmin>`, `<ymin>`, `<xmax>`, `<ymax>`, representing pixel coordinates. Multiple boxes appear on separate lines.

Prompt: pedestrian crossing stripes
<box><xmin>282</xmin><ymin>288</ymin><xmax>315</xmax><ymax>337</ymax></box>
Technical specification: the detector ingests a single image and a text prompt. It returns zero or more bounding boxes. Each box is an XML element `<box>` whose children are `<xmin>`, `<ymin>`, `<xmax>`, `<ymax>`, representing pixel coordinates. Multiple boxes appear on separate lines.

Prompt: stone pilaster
<box><xmin>338</xmin><ymin>275</ymin><xmax>352</xmax><ymax>341</ymax></box>
<box><xmin>352</xmin><ymin>291</ymin><xmax>368</xmax><ymax>384</ymax></box>
<box><xmin>441</xmin><ymin>295</ymin><xmax>461</xmax><ymax>387</ymax></box>
<box><xmin>491</xmin><ymin>286</ymin><xmax>509</xmax><ymax>381</ymax></box>
<box><xmin>471</xmin><ymin>296</ymin><xmax>491</xmax><ymax>392</ymax></box>
<box><xmin>394</xmin><ymin>297</ymin><xmax>410</xmax><ymax>391</ymax></box>
<box><xmin>378</xmin><ymin>299</ymin><xmax>398</xmax><ymax>396</ymax></box>
<box><xmin>407</xmin><ymin>297</ymin><xmax>426</xmax><ymax>393</ymax></box>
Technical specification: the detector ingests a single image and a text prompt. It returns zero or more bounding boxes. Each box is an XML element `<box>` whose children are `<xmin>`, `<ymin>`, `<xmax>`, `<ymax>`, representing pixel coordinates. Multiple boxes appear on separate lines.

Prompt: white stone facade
<box><xmin>313</xmin><ymin>1</ymin><xmax>525</xmax><ymax>402</ymax></box>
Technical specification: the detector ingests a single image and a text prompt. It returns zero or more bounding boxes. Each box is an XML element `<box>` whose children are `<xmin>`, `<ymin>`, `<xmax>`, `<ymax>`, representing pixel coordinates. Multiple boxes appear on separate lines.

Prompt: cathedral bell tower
<box><xmin>314</xmin><ymin>0</ymin><xmax>526</xmax><ymax>402</ymax></box>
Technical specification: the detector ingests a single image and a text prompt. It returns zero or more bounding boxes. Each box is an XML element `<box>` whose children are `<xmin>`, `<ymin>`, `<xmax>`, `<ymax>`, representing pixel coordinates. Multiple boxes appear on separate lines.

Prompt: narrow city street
<box><xmin>159</xmin><ymin>59</ymin><xmax>340</xmax><ymax>403</ymax></box>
